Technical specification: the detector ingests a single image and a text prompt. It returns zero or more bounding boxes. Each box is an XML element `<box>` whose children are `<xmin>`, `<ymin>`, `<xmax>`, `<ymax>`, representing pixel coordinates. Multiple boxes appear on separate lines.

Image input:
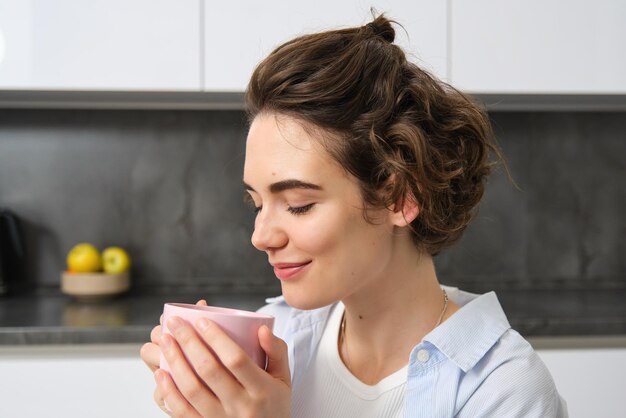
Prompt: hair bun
<box><xmin>366</xmin><ymin>16</ymin><xmax>395</xmax><ymax>43</ymax></box>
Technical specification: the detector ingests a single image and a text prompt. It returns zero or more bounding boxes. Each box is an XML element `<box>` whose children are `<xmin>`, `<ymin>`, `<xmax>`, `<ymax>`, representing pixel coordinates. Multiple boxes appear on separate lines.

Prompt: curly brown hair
<box><xmin>245</xmin><ymin>14</ymin><xmax>502</xmax><ymax>256</ymax></box>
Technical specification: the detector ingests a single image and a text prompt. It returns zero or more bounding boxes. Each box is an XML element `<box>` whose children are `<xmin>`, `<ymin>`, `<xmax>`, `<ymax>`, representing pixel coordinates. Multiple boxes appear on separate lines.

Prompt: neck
<box><xmin>339</xmin><ymin>240</ymin><xmax>458</xmax><ymax>384</ymax></box>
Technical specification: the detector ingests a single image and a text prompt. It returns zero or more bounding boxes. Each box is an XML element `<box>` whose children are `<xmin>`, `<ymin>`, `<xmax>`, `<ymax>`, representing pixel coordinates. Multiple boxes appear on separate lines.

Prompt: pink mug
<box><xmin>159</xmin><ymin>303</ymin><xmax>275</xmax><ymax>372</ymax></box>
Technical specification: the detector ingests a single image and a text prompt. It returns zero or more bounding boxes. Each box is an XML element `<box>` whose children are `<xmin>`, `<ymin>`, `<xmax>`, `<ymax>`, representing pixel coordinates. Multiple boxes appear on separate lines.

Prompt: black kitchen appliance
<box><xmin>0</xmin><ymin>209</ymin><xmax>25</xmax><ymax>295</ymax></box>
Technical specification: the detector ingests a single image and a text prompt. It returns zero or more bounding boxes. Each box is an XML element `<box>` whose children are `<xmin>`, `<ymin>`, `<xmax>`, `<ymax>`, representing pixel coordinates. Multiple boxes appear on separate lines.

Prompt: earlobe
<box><xmin>390</xmin><ymin>195</ymin><xmax>419</xmax><ymax>227</ymax></box>
<box><xmin>383</xmin><ymin>174</ymin><xmax>419</xmax><ymax>227</ymax></box>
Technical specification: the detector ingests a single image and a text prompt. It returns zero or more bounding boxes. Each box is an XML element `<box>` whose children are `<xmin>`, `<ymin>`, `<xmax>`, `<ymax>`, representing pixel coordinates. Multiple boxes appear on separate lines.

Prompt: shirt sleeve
<box><xmin>456</xmin><ymin>337</ymin><xmax>568</xmax><ymax>418</ymax></box>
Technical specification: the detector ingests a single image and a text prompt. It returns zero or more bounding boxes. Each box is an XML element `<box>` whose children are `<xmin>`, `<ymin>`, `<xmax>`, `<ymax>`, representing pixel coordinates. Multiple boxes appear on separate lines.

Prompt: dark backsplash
<box><xmin>0</xmin><ymin>109</ymin><xmax>624</xmax><ymax>294</ymax></box>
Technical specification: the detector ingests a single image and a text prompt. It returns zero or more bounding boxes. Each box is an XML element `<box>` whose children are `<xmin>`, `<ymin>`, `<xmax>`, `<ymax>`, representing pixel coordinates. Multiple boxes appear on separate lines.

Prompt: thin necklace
<box><xmin>340</xmin><ymin>288</ymin><xmax>449</xmax><ymax>373</ymax></box>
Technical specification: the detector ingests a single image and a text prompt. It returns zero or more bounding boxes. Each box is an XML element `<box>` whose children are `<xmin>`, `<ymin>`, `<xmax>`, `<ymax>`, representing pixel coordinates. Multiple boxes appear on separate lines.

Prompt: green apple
<box><xmin>102</xmin><ymin>247</ymin><xmax>131</xmax><ymax>274</ymax></box>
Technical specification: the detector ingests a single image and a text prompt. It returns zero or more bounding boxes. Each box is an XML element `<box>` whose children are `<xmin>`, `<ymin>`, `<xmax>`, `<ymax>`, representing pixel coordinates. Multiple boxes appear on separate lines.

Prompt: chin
<box><xmin>281</xmin><ymin>285</ymin><xmax>334</xmax><ymax>311</ymax></box>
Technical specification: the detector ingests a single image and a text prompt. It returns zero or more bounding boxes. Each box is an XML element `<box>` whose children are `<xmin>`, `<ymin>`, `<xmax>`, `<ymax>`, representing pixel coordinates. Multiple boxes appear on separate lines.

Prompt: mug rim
<box><xmin>164</xmin><ymin>303</ymin><xmax>274</xmax><ymax>320</ymax></box>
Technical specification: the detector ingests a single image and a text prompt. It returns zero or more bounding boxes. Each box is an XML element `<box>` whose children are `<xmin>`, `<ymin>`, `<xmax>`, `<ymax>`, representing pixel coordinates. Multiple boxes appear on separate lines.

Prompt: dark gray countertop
<box><xmin>0</xmin><ymin>290</ymin><xmax>268</xmax><ymax>345</ymax></box>
<box><xmin>1</xmin><ymin>288</ymin><xmax>625</xmax><ymax>345</ymax></box>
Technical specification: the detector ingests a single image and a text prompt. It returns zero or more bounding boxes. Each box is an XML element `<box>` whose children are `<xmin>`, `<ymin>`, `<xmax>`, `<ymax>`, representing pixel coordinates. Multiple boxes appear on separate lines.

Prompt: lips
<box><xmin>271</xmin><ymin>261</ymin><xmax>312</xmax><ymax>281</ymax></box>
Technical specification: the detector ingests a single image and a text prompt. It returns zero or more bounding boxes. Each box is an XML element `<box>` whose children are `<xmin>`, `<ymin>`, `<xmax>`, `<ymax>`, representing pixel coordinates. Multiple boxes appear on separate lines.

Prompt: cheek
<box><xmin>288</xmin><ymin>214</ymin><xmax>339</xmax><ymax>255</ymax></box>
<box><xmin>289</xmin><ymin>206</ymin><xmax>384</xmax><ymax>260</ymax></box>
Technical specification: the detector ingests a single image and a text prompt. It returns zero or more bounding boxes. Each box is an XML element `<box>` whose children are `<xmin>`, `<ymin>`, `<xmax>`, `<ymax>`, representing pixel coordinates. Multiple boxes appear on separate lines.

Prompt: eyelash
<box><xmin>287</xmin><ymin>203</ymin><xmax>314</xmax><ymax>215</ymax></box>
<box><xmin>244</xmin><ymin>192</ymin><xmax>314</xmax><ymax>216</ymax></box>
<box><xmin>250</xmin><ymin>204</ymin><xmax>314</xmax><ymax>216</ymax></box>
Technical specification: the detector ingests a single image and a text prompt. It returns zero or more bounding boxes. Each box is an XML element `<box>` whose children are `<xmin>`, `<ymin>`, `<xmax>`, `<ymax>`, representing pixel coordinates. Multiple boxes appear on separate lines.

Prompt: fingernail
<box><xmin>196</xmin><ymin>317</ymin><xmax>210</xmax><ymax>331</ymax></box>
<box><xmin>168</xmin><ymin>317</ymin><xmax>184</xmax><ymax>332</ymax></box>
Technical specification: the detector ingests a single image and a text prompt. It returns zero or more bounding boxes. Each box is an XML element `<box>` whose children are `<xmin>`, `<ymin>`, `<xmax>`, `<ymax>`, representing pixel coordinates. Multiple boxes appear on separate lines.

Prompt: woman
<box><xmin>141</xmin><ymin>15</ymin><xmax>567</xmax><ymax>417</ymax></box>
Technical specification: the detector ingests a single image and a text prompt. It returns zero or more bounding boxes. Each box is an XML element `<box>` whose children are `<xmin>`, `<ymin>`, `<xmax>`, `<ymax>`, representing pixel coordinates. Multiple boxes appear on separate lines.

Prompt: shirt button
<box><xmin>417</xmin><ymin>349</ymin><xmax>430</xmax><ymax>363</ymax></box>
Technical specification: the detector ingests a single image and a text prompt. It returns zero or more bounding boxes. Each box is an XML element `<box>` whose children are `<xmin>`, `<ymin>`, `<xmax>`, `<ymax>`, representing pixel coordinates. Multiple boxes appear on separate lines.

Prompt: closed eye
<box><xmin>287</xmin><ymin>203</ymin><xmax>314</xmax><ymax>215</ymax></box>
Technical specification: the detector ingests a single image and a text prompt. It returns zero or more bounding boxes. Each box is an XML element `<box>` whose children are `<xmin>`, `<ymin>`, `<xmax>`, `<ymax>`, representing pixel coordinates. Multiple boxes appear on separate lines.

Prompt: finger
<box><xmin>154</xmin><ymin>369</ymin><xmax>202</xmax><ymax>418</ymax></box>
<box><xmin>153</xmin><ymin>386</ymin><xmax>171</xmax><ymax>415</ymax></box>
<box><xmin>140</xmin><ymin>342</ymin><xmax>161</xmax><ymax>372</ymax></box>
<box><xmin>162</xmin><ymin>329</ymin><xmax>223</xmax><ymax>414</ymax></box>
<box><xmin>259</xmin><ymin>325</ymin><xmax>291</xmax><ymax>387</ymax></box>
<box><xmin>151</xmin><ymin>324</ymin><xmax>162</xmax><ymax>344</ymax></box>
<box><xmin>160</xmin><ymin>314</ymin><xmax>164</xmax><ymax>326</ymax></box>
<box><xmin>167</xmin><ymin>317</ymin><xmax>243</xmax><ymax>409</ymax></box>
<box><xmin>195</xmin><ymin>318</ymin><xmax>265</xmax><ymax>391</ymax></box>
<box><xmin>196</xmin><ymin>299</ymin><xmax>208</xmax><ymax>306</ymax></box>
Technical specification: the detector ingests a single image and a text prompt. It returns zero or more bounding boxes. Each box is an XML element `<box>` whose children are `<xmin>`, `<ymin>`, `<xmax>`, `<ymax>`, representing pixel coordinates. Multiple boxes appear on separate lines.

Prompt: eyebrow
<box><xmin>243</xmin><ymin>179</ymin><xmax>323</xmax><ymax>194</ymax></box>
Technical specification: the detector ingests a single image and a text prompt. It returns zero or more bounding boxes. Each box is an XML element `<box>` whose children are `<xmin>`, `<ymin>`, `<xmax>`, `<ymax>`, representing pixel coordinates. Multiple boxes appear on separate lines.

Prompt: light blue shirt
<box><xmin>258</xmin><ymin>286</ymin><xmax>568</xmax><ymax>417</ymax></box>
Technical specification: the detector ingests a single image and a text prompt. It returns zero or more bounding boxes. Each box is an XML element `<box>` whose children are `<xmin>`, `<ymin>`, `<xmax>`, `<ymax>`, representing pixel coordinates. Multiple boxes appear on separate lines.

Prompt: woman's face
<box><xmin>243</xmin><ymin>113</ymin><xmax>397</xmax><ymax>310</ymax></box>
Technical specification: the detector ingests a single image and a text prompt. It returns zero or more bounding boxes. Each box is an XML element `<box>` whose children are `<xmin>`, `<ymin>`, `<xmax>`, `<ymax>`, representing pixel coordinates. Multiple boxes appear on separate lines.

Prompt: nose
<box><xmin>250</xmin><ymin>209</ymin><xmax>288</xmax><ymax>252</ymax></box>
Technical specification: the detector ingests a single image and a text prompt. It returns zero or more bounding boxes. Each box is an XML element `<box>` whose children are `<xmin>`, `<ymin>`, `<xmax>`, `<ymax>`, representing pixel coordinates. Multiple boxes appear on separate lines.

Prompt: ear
<box><xmin>389</xmin><ymin>193</ymin><xmax>420</xmax><ymax>227</ymax></box>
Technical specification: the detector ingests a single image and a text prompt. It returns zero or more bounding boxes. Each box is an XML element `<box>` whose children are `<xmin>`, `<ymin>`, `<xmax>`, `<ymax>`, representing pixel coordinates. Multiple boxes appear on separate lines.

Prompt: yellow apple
<box><xmin>102</xmin><ymin>246</ymin><xmax>131</xmax><ymax>274</ymax></box>
<box><xmin>67</xmin><ymin>243</ymin><xmax>102</xmax><ymax>273</ymax></box>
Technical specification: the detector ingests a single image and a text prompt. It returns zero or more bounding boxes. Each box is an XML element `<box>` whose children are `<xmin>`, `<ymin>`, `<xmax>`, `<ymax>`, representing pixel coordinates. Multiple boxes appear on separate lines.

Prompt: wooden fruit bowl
<box><xmin>61</xmin><ymin>271</ymin><xmax>130</xmax><ymax>301</ymax></box>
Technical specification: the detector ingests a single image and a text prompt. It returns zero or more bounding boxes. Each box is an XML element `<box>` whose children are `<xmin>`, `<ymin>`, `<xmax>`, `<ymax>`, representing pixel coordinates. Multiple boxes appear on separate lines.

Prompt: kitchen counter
<box><xmin>1</xmin><ymin>288</ymin><xmax>625</xmax><ymax>345</ymax></box>
<box><xmin>0</xmin><ymin>290</ymin><xmax>267</xmax><ymax>345</ymax></box>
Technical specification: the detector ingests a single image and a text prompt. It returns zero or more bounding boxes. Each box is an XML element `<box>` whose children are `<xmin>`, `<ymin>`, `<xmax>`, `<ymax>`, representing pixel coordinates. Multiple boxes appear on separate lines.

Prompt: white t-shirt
<box><xmin>292</xmin><ymin>302</ymin><xmax>407</xmax><ymax>418</ymax></box>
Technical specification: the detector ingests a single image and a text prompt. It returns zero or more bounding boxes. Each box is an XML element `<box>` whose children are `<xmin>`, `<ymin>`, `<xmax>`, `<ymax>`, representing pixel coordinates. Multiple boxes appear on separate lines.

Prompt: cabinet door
<box><xmin>450</xmin><ymin>0</ymin><xmax>626</xmax><ymax>94</ymax></box>
<box><xmin>0</xmin><ymin>0</ymin><xmax>201</xmax><ymax>91</ymax></box>
<box><xmin>537</xmin><ymin>347</ymin><xmax>626</xmax><ymax>417</ymax></box>
<box><xmin>204</xmin><ymin>0</ymin><xmax>447</xmax><ymax>92</ymax></box>
<box><xmin>0</xmin><ymin>345</ymin><xmax>159</xmax><ymax>418</ymax></box>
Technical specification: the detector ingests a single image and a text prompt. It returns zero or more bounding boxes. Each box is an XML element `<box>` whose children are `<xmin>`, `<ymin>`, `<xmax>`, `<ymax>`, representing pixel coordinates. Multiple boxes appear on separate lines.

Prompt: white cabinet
<box><xmin>536</xmin><ymin>347</ymin><xmax>626</xmax><ymax>418</ymax></box>
<box><xmin>2</xmin><ymin>0</ymin><xmax>625</xmax><ymax>106</ymax></box>
<box><xmin>1</xmin><ymin>343</ymin><xmax>624</xmax><ymax>418</ymax></box>
<box><xmin>450</xmin><ymin>0</ymin><xmax>626</xmax><ymax>94</ymax></box>
<box><xmin>0</xmin><ymin>0</ymin><xmax>201</xmax><ymax>91</ymax></box>
<box><xmin>0</xmin><ymin>345</ymin><xmax>161</xmax><ymax>418</ymax></box>
<box><xmin>203</xmin><ymin>1</ymin><xmax>448</xmax><ymax>92</ymax></box>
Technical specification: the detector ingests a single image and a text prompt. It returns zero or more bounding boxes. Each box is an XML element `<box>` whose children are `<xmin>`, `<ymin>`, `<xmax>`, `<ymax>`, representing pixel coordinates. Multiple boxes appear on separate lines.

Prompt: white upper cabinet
<box><xmin>203</xmin><ymin>1</ymin><xmax>448</xmax><ymax>92</ymax></box>
<box><xmin>3</xmin><ymin>0</ymin><xmax>624</xmax><ymax>102</ymax></box>
<box><xmin>450</xmin><ymin>0</ymin><xmax>626</xmax><ymax>94</ymax></box>
<box><xmin>0</xmin><ymin>0</ymin><xmax>201</xmax><ymax>91</ymax></box>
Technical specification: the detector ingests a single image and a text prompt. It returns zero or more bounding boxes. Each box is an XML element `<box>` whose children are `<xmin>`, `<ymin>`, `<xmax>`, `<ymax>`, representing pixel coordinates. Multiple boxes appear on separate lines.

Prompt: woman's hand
<box><xmin>140</xmin><ymin>299</ymin><xmax>208</xmax><ymax>372</ymax></box>
<box><xmin>154</xmin><ymin>316</ymin><xmax>291</xmax><ymax>418</ymax></box>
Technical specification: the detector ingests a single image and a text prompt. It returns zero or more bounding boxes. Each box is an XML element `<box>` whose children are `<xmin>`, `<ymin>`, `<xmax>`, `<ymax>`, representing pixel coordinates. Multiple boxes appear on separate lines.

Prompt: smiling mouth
<box><xmin>272</xmin><ymin>261</ymin><xmax>312</xmax><ymax>281</ymax></box>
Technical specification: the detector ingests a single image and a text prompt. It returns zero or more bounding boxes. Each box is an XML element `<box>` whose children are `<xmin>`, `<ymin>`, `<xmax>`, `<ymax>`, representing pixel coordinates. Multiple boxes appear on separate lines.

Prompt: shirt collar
<box><xmin>422</xmin><ymin>290</ymin><xmax>511</xmax><ymax>373</ymax></box>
